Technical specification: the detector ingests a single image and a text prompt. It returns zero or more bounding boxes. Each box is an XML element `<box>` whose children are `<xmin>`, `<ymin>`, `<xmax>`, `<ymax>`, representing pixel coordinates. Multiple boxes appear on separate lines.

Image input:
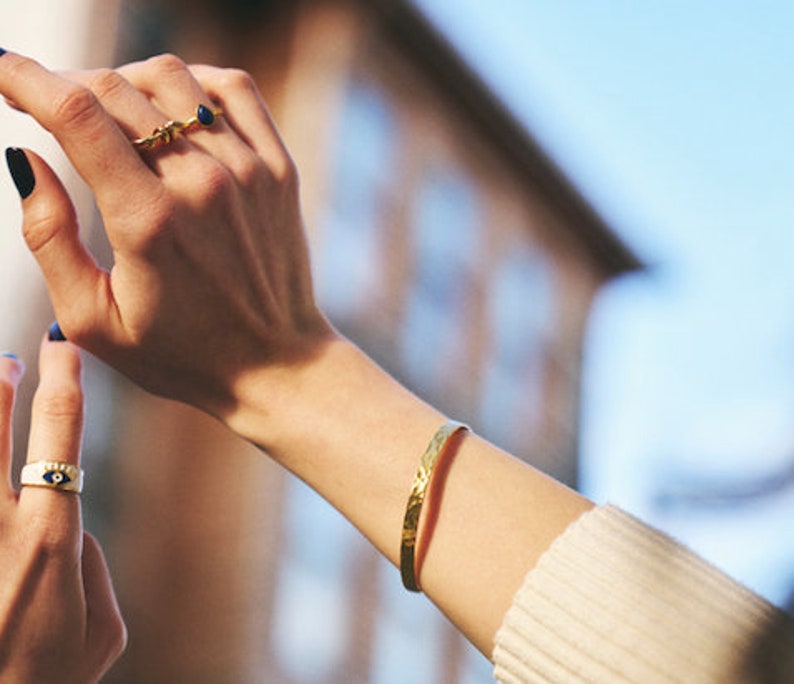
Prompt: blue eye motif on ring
<box><xmin>43</xmin><ymin>470</ymin><xmax>72</xmax><ymax>486</ymax></box>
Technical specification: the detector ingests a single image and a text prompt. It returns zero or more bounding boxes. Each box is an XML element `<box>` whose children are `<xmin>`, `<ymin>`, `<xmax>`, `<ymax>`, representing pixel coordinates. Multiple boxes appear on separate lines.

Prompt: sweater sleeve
<box><xmin>492</xmin><ymin>505</ymin><xmax>794</xmax><ymax>683</ymax></box>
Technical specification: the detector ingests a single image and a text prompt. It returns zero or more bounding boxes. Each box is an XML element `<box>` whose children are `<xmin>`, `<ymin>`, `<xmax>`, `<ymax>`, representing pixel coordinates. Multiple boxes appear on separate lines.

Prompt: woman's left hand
<box><xmin>0</xmin><ymin>339</ymin><xmax>126</xmax><ymax>683</ymax></box>
<box><xmin>0</xmin><ymin>51</ymin><xmax>333</xmax><ymax>433</ymax></box>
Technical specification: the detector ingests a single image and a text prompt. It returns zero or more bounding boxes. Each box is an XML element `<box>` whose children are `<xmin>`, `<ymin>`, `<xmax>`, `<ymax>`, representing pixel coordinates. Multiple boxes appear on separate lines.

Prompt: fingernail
<box><xmin>48</xmin><ymin>322</ymin><xmax>67</xmax><ymax>342</ymax></box>
<box><xmin>5</xmin><ymin>147</ymin><xmax>35</xmax><ymax>199</ymax></box>
<box><xmin>0</xmin><ymin>48</ymin><xmax>6</xmax><ymax>57</ymax></box>
<box><xmin>1</xmin><ymin>351</ymin><xmax>24</xmax><ymax>369</ymax></box>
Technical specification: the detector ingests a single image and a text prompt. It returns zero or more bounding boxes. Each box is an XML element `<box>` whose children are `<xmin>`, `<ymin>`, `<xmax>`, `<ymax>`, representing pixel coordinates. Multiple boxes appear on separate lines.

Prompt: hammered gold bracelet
<box><xmin>400</xmin><ymin>420</ymin><xmax>469</xmax><ymax>592</ymax></box>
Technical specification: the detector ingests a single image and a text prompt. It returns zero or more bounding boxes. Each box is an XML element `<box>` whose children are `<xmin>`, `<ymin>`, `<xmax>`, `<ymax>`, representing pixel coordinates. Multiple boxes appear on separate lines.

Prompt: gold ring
<box><xmin>132</xmin><ymin>104</ymin><xmax>223</xmax><ymax>151</ymax></box>
<box><xmin>20</xmin><ymin>461</ymin><xmax>84</xmax><ymax>494</ymax></box>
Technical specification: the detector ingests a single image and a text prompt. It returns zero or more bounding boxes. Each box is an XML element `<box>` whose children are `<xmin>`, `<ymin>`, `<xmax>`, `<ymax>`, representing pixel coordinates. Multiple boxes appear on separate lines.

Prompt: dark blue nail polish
<box><xmin>48</xmin><ymin>322</ymin><xmax>67</xmax><ymax>342</ymax></box>
<box><xmin>5</xmin><ymin>147</ymin><xmax>35</xmax><ymax>199</ymax></box>
<box><xmin>0</xmin><ymin>48</ymin><xmax>6</xmax><ymax>57</ymax></box>
<box><xmin>0</xmin><ymin>352</ymin><xmax>24</xmax><ymax>373</ymax></box>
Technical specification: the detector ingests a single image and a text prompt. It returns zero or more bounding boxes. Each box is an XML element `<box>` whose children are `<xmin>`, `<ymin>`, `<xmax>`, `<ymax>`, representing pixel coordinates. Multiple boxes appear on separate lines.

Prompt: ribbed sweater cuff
<box><xmin>492</xmin><ymin>505</ymin><xmax>788</xmax><ymax>683</ymax></box>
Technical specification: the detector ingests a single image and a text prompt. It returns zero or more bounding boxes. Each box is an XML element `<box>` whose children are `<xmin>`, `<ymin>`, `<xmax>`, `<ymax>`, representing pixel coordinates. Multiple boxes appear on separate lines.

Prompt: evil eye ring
<box><xmin>20</xmin><ymin>461</ymin><xmax>84</xmax><ymax>494</ymax></box>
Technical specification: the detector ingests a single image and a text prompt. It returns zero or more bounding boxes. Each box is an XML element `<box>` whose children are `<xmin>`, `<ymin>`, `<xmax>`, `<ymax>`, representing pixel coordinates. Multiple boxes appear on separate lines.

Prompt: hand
<box><xmin>0</xmin><ymin>339</ymin><xmax>125</xmax><ymax>682</ymax></box>
<box><xmin>1</xmin><ymin>53</ymin><xmax>595</xmax><ymax>660</ymax></box>
<box><xmin>0</xmin><ymin>52</ymin><xmax>333</xmax><ymax>425</ymax></box>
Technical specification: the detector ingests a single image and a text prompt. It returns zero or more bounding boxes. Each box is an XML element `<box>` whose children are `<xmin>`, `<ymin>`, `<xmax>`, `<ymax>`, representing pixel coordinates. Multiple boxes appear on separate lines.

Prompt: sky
<box><xmin>414</xmin><ymin>1</ymin><xmax>794</xmax><ymax>605</ymax></box>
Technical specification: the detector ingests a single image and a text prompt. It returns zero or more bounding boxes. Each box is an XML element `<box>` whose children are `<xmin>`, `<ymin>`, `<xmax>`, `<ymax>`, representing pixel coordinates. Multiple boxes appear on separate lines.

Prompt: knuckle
<box><xmin>146</xmin><ymin>53</ymin><xmax>189</xmax><ymax>79</ymax></box>
<box><xmin>33</xmin><ymin>385</ymin><xmax>84</xmax><ymax>421</ymax></box>
<box><xmin>221</xmin><ymin>67</ymin><xmax>257</xmax><ymax>93</ymax></box>
<box><xmin>51</xmin><ymin>84</ymin><xmax>101</xmax><ymax>131</ymax></box>
<box><xmin>233</xmin><ymin>154</ymin><xmax>267</xmax><ymax>190</ymax></box>
<box><xmin>271</xmin><ymin>151</ymin><xmax>299</xmax><ymax>188</ymax></box>
<box><xmin>85</xmin><ymin>68</ymin><xmax>129</xmax><ymax>102</ymax></box>
<box><xmin>21</xmin><ymin>214</ymin><xmax>58</xmax><ymax>254</ymax></box>
<box><xmin>192</xmin><ymin>161</ymin><xmax>234</xmax><ymax>208</ymax></box>
<box><xmin>4</xmin><ymin>54</ymin><xmax>46</xmax><ymax>92</ymax></box>
<box><xmin>22</xmin><ymin>204</ymin><xmax>78</xmax><ymax>254</ymax></box>
<box><xmin>3</xmin><ymin>54</ymin><xmax>31</xmax><ymax>87</ymax></box>
<box><xmin>260</xmin><ymin>148</ymin><xmax>300</xmax><ymax>198</ymax></box>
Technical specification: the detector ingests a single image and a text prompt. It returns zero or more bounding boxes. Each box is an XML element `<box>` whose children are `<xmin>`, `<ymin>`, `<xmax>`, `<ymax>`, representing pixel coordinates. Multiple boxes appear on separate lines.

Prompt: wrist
<box><xmin>223</xmin><ymin>330</ymin><xmax>342</xmax><ymax>445</ymax></box>
<box><xmin>224</xmin><ymin>334</ymin><xmax>446</xmax><ymax>560</ymax></box>
<box><xmin>228</xmin><ymin>333</ymin><xmax>443</xmax><ymax>455</ymax></box>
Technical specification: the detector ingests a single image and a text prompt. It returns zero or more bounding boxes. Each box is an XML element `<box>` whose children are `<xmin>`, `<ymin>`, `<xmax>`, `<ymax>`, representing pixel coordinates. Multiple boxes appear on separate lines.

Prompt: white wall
<box><xmin>0</xmin><ymin>0</ymin><xmax>118</xmax><ymax>350</ymax></box>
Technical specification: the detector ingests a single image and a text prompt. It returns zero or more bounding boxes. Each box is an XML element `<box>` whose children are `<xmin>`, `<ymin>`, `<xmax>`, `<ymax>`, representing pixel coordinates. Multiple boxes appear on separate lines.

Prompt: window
<box><xmin>400</xmin><ymin>169</ymin><xmax>480</xmax><ymax>396</ymax></box>
<box><xmin>371</xmin><ymin>561</ymin><xmax>446</xmax><ymax>684</ymax></box>
<box><xmin>315</xmin><ymin>80</ymin><xmax>396</xmax><ymax>320</ymax></box>
<box><xmin>271</xmin><ymin>479</ymin><xmax>357</xmax><ymax>680</ymax></box>
<box><xmin>479</xmin><ymin>242</ymin><xmax>554</xmax><ymax>447</ymax></box>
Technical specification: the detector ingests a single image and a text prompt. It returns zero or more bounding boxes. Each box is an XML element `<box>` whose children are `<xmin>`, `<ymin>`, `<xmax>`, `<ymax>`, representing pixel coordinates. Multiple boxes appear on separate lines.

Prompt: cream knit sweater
<box><xmin>492</xmin><ymin>505</ymin><xmax>794</xmax><ymax>683</ymax></box>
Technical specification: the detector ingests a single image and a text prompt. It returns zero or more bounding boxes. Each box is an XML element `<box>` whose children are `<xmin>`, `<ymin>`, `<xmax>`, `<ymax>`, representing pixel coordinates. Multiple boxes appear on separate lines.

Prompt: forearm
<box><xmin>228</xmin><ymin>335</ymin><xmax>594</xmax><ymax>656</ymax></box>
<box><xmin>0</xmin><ymin>51</ymin><xmax>592</xmax><ymax>660</ymax></box>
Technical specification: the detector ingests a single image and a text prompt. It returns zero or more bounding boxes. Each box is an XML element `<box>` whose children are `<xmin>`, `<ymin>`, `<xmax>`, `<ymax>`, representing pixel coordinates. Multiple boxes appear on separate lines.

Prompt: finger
<box><xmin>59</xmin><ymin>67</ymin><xmax>174</xmax><ymax>143</ymax></box>
<box><xmin>0</xmin><ymin>51</ymin><xmax>160</xmax><ymax>215</ymax></box>
<box><xmin>0</xmin><ymin>353</ymin><xmax>25</xmax><ymax>497</ymax></box>
<box><xmin>5</xmin><ymin>148</ymin><xmax>117</xmax><ymax>346</ymax></box>
<box><xmin>60</xmin><ymin>65</ymin><xmax>202</xmax><ymax>176</ymax></box>
<box><xmin>116</xmin><ymin>55</ymin><xmax>257</xmax><ymax>171</ymax></box>
<box><xmin>187</xmin><ymin>64</ymin><xmax>294</xmax><ymax>178</ymax></box>
<box><xmin>82</xmin><ymin>533</ymin><xmax>127</xmax><ymax>674</ymax></box>
<box><xmin>18</xmin><ymin>335</ymin><xmax>84</xmax><ymax>538</ymax></box>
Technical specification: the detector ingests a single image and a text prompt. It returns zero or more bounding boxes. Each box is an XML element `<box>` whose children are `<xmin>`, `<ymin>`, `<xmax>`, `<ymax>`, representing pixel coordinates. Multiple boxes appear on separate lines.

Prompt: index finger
<box><xmin>0</xmin><ymin>51</ymin><xmax>160</xmax><ymax>213</ymax></box>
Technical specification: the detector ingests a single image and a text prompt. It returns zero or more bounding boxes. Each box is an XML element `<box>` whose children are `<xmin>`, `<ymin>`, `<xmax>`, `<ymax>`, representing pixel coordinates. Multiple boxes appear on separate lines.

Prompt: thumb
<box><xmin>5</xmin><ymin>147</ymin><xmax>107</xmax><ymax>339</ymax></box>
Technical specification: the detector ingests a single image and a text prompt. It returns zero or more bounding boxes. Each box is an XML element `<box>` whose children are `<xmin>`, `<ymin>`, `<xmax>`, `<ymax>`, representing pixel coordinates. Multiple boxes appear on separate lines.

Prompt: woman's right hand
<box><xmin>1</xmin><ymin>51</ymin><xmax>335</xmax><ymax>426</ymax></box>
<box><xmin>1</xmin><ymin>52</ymin><xmax>595</xmax><ymax>660</ymax></box>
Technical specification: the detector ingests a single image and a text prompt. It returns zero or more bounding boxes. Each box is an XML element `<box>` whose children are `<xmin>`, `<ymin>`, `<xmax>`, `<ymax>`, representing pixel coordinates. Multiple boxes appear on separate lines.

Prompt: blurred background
<box><xmin>1</xmin><ymin>1</ymin><xmax>793</xmax><ymax>682</ymax></box>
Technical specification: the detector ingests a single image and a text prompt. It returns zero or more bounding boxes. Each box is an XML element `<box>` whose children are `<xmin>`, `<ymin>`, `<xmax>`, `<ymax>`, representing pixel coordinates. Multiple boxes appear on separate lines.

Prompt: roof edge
<box><xmin>370</xmin><ymin>0</ymin><xmax>644</xmax><ymax>276</ymax></box>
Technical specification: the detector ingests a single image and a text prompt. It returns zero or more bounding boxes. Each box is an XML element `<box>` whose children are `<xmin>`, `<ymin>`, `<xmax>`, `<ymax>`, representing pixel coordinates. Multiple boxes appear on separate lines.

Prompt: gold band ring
<box><xmin>20</xmin><ymin>461</ymin><xmax>84</xmax><ymax>494</ymax></box>
<box><xmin>132</xmin><ymin>104</ymin><xmax>222</xmax><ymax>151</ymax></box>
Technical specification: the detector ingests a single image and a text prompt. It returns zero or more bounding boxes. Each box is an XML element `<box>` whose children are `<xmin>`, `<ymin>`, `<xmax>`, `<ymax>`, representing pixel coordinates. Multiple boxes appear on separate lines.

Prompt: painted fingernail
<box><xmin>0</xmin><ymin>352</ymin><xmax>25</xmax><ymax>373</ymax></box>
<box><xmin>48</xmin><ymin>322</ymin><xmax>67</xmax><ymax>342</ymax></box>
<box><xmin>5</xmin><ymin>148</ymin><xmax>35</xmax><ymax>199</ymax></box>
<box><xmin>0</xmin><ymin>352</ymin><xmax>24</xmax><ymax>375</ymax></box>
<box><xmin>0</xmin><ymin>48</ymin><xmax>6</xmax><ymax>57</ymax></box>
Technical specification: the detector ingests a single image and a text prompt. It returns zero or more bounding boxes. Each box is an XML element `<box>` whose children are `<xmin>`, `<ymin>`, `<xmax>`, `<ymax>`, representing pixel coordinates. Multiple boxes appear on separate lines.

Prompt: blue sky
<box><xmin>415</xmin><ymin>1</ymin><xmax>794</xmax><ymax>604</ymax></box>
